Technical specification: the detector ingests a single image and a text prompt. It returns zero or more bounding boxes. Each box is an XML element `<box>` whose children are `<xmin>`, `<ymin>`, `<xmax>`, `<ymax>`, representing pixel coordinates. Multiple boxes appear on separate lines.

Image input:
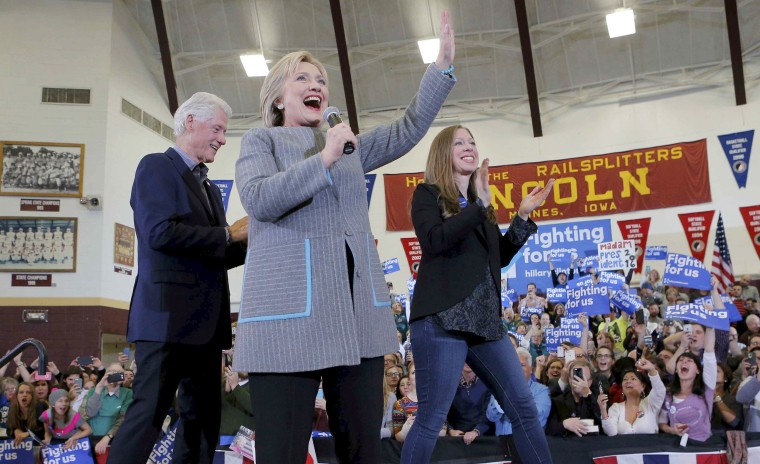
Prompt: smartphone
<box><xmin>565</xmin><ymin>350</ymin><xmax>576</xmax><ymax>362</ymax></box>
<box><xmin>107</xmin><ymin>372</ymin><xmax>125</xmax><ymax>383</ymax></box>
<box><xmin>123</xmin><ymin>347</ymin><xmax>130</xmax><ymax>359</ymax></box>
<box><xmin>746</xmin><ymin>352</ymin><xmax>757</xmax><ymax>367</ymax></box>
<box><xmin>635</xmin><ymin>309</ymin><xmax>645</xmax><ymax>325</ymax></box>
<box><xmin>77</xmin><ymin>356</ymin><xmax>94</xmax><ymax>366</ymax></box>
<box><xmin>557</xmin><ymin>346</ymin><xmax>565</xmax><ymax>358</ymax></box>
<box><xmin>73</xmin><ymin>378</ymin><xmax>83</xmax><ymax>390</ymax></box>
<box><xmin>644</xmin><ymin>334</ymin><xmax>653</xmax><ymax>348</ymax></box>
<box><xmin>683</xmin><ymin>324</ymin><xmax>692</xmax><ymax>334</ymax></box>
<box><xmin>664</xmin><ymin>319</ymin><xmax>674</xmax><ymax>327</ymax></box>
<box><xmin>572</xmin><ymin>367</ymin><xmax>584</xmax><ymax>380</ymax></box>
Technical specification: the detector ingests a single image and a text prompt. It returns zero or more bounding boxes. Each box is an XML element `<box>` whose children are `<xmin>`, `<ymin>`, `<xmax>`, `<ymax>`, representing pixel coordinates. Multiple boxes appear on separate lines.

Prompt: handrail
<box><xmin>0</xmin><ymin>338</ymin><xmax>50</xmax><ymax>380</ymax></box>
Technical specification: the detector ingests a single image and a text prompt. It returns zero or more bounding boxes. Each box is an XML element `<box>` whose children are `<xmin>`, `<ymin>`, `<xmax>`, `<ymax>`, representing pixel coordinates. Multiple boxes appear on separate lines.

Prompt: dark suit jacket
<box><xmin>409</xmin><ymin>183</ymin><xmax>536</xmax><ymax>322</ymax></box>
<box><xmin>127</xmin><ymin>148</ymin><xmax>246</xmax><ymax>347</ymax></box>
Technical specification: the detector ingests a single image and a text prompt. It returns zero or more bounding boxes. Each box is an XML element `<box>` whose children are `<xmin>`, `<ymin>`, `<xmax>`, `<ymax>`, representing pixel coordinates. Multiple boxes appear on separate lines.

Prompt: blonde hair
<box><xmin>260</xmin><ymin>51</ymin><xmax>329</xmax><ymax>127</ymax></box>
<box><xmin>423</xmin><ymin>125</ymin><xmax>496</xmax><ymax>223</ymax></box>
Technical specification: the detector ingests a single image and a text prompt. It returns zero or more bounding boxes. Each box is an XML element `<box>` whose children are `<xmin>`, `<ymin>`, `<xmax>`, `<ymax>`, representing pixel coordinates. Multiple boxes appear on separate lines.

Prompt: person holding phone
<box><xmin>80</xmin><ymin>363</ymin><xmax>133</xmax><ymax>455</ymax></box>
<box><xmin>545</xmin><ymin>360</ymin><xmax>601</xmax><ymax>437</ymax></box>
<box><xmin>599</xmin><ymin>357</ymin><xmax>664</xmax><ymax>435</ymax></box>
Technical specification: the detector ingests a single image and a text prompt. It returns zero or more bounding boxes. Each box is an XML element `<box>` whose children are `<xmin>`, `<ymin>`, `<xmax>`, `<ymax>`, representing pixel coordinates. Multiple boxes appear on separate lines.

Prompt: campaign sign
<box><xmin>0</xmin><ymin>438</ymin><xmax>33</xmax><ymax>464</ymax></box>
<box><xmin>502</xmin><ymin>287</ymin><xmax>517</xmax><ymax>307</ymax></box>
<box><xmin>406</xmin><ymin>276</ymin><xmax>416</xmax><ymax>299</ymax></box>
<box><xmin>545</xmin><ymin>325</ymin><xmax>583</xmax><ymax>353</ymax></box>
<box><xmin>566</xmin><ymin>284</ymin><xmax>610</xmax><ymax>317</ymax></box>
<box><xmin>662</xmin><ymin>253</ymin><xmax>712</xmax><ymax>291</ymax></box>
<box><xmin>365</xmin><ymin>174</ymin><xmax>377</xmax><ymax>206</ymax></box>
<box><xmin>567</xmin><ymin>275</ymin><xmax>594</xmax><ymax>289</ymax></box>
<box><xmin>211</xmin><ymin>180</ymin><xmax>233</xmax><ymax>213</ymax></box>
<box><xmin>520</xmin><ymin>306</ymin><xmax>543</xmax><ymax>322</ymax></box>
<box><xmin>693</xmin><ymin>295</ymin><xmax>743</xmax><ymax>323</ymax></box>
<box><xmin>507</xmin><ymin>218</ymin><xmax>612</xmax><ymax>295</ymax></box>
<box><xmin>383</xmin><ymin>258</ymin><xmax>400</xmax><ymax>274</ymax></box>
<box><xmin>41</xmin><ymin>438</ymin><xmax>93</xmax><ymax>464</ymax></box>
<box><xmin>577</xmin><ymin>256</ymin><xmax>600</xmax><ymax>274</ymax></box>
<box><xmin>665</xmin><ymin>303</ymin><xmax>729</xmax><ymax>331</ymax></box>
<box><xmin>645</xmin><ymin>245</ymin><xmax>668</xmax><ymax>260</ymax></box>
<box><xmin>598</xmin><ymin>272</ymin><xmax>626</xmax><ymax>292</ymax></box>
<box><xmin>508</xmin><ymin>331</ymin><xmax>525</xmax><ymax>346</ymax></box>
<box><xmin>610</xmin><ymin>289</ymin><xmax>642</xmax><ymax>315</ymax></box>
<box><xmin>148</xmin><ymin>423</ymin><xmax>177</xmax><ymax>464</ymax></box>
<box><xmin>546</xmin><ymin>287</ymin><xmax>567</xmax><ymax>304</ymax></box>
<box><xmin>597</xmin><ymin>240</ymin><xmax>636</xmax><ymax>271</ymax></box>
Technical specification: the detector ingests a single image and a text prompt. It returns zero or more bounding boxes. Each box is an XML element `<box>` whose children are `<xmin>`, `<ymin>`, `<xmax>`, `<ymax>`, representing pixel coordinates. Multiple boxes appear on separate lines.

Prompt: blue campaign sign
<box><xmin>149</xmin><ymin>424</ymin><xmax>177</xmax><ymax>464</ymax></box>
<box><xmin>365</xmin><ymin>174</ymin><xmax>377</xmax><ymax>206</ymax></box>
<box><xmin>407</xmin><ymin>276</ymin><xmax>416</xmax><ymax>299</ymax></box>
<box><xmin>693</xmin><ymin>295</ymin><xmax>743</xmax><ymax>323</ymax></box>
<box><xmin>520</xmin><ymin>306</ymin><xmax>543</xmax><ymax>322</ymax></box>
<box><xmin>502</xmin><ymin>287</ymin><xmax>517</xmax><ymax>307</ymax></box>
<box><xmin>645</xmin><ymin>245</ymin><xmax>668</xmax><ymax>260</ymax></box>
<box><xmin>0</xmin><ymin>438</ymin><xmax>33</xmax><ymax>464</ymax></box>
<box><xmin>508</xmin><ymin>331</ymin><xmax>525</xmax><ymax>346</ymax></box>
<box><xmin>566</xmin><ymin>284</ymin><xmax>610</xmax><ymax>317</ymax></box>
<box><xmin>662</xmin><ymin>253</ymin><xmax>712</xmax><ymax>291</ymax></box>
<box><xmin>598</xmin><ymin>272</ymin><xmax>625</xmax><ymax>292</ymax></box>
<box><xmin>545</xmin><ymin>325</ymin><xmax>582</xmax><ymax>353</ymax></box>
<box><xmin>610</xmin><ymin>289</ymin><xmax>642</xmax><ymax>315</ymax></box>
<box><xmin>717</xmin><ymin>130</ymin><xmax>753</xmax><ymax>188</ymax></box>
<box><xmin>383</xmin><ymin>257</ymin><xmax>400</xmax><ymax>274</ymax></box>
<box><xmin>567</xmin><ymin>275</ymin><xmax>594</xmax><ymax>290</ymax></box>
<box><xmin>211</xmin><ymin>180</ymin><xmax>233</xmax><ymax>213</ymax></box>
<box><xmin>506</xmin><ymin>218</ymin><xmax>612</xmax><ymax>295</ymax></box>
<box><xmin>665</xmin><ymin>303</ymin><xmax>730</xmax><ymax>331</ymax></box>
<box><xmin>546</xmin><ymin>287</ymin><xmax>567</xmax><ymax>303</ymax></box>
<box><xmin>41</xmin><ymin>438</ymin><xmax>93</xmax><ymax>464</ymax></box>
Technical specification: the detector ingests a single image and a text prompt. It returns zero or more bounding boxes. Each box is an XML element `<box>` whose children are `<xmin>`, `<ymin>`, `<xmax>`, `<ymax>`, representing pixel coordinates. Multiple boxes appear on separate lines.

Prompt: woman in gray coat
<box><xmin>234</xmin><ymin>11</ymin><xmax>456</xmax><ymax>464</ymax></box>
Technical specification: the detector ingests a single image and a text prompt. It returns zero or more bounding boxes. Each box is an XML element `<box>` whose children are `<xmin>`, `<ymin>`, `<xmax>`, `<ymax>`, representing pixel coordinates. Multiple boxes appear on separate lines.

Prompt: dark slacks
<box><xmin>107</xmin><ymin>341</ymin><xmax>222</xmax><ymax>464</ymax></box>
<box><xmin>249</xmin><ymin>356</ymin><xmax>384</xmax><ymax>464</ymax></box>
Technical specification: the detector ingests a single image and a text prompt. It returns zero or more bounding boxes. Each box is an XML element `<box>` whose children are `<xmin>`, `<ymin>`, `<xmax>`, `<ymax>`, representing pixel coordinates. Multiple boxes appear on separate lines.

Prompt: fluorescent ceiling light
<box><xmin>240</xmin><ymin>54</ymin><xmax>269</xmax><ymax>77</ymax></box>
<box><xmin>606</xmin><ymin>8</ymin><xmax>636</xmax><ymax>38</ymax></box>
<box><xmin>417</xmin><ymin>39</ymin><xmax>439</xmax><ymax>64</ymax></box>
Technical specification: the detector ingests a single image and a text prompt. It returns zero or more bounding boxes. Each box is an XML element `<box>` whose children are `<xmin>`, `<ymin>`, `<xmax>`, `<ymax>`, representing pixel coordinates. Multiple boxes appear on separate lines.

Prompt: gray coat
<box><xmin>234</xmin><ymin>64</ymin><xmax>455</xmax><ymax>372</ymax></box>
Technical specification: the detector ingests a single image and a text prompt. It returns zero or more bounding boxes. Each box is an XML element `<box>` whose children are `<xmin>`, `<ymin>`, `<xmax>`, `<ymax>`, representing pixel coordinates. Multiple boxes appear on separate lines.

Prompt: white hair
<box><xmin>516</xmin><ymin>347</ymin><xmax>532</xmax><ymax>365</ymax></box>
<box><xmin>173</xmin><ymin>92</ymin><xmax>233</xmax><ymax>137</ymax></box>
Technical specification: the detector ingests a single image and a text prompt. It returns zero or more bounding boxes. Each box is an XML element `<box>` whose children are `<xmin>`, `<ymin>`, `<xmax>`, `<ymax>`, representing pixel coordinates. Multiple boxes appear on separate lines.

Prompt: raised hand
<box><xmin>474</xmin><ymin>158</ymin><xmax>491</xmax><ymax>205</ymax></box>
<box><xmin>435</xmin><ymin>11</ymin><xmax>455</xmax><ymax>71</ymax></box>
<box><xmin>518</xmin><ymin>179</ymin><xmax>555</xmax><ymax>220</ymax></box>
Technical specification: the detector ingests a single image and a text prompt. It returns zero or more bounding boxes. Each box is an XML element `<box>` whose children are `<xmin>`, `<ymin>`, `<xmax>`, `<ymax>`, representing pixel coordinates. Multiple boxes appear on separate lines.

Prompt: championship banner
<box><xmin>385</xmin><ymin>139</ymin><xmax>711</xmax><ymax>231</ymax></box>
<box><xmin>645</xmin><ymin>245</ymin><xmax>668</xmax><ymax>260</ymax></box>
<box><xmin>677</xmin><ymin>211</ymin><xmax>715</xmax><ymax>263</ymax></box>
<box><xmin>610</xmin><ymin>289</ymin><xmax>642</xmax><ymax>315</ymax></box>
<box><xmin>566</xmin><ymin>284</ymin><xmax>610</xmax><ymax>317</ymax></box>
<box><xmin>597</xmin><ymin>240</ymin><xmax>636</xmax><ymax>271</ymax></box>
<box><xmin>400</xmin><ymin>237</ymin><xmax>421</xmax><ymax>278</ymax></box>
<box><xmin>617</xmin><ymin>218</ymin><xmax>651</xmax><ymax>272</ymax></box>
<box><xmin>694</xmin><ymin>295</ymin><xmax>743</xmax><ymax>323</ymax></box>
<box><xmin>0</xmin><ymin>438</ymin><xmax>33</xmax><ymax>464</ymax></box>
<box><xmin>662</xmin><ymin>252</ymin><xmax>712</xmax><ymax>291</ymax></box>
<box><xmin>365</xmin><ymin>174</ymin><xmax>377</xmax><ymax>207</ymax></box>
<box><xmin>211</xmin><ymin>180</ymin><xmax>233</xmax><ymax>213</ymax></box>
<box><xmin>739</xmin><ymin>205</ymin><xmax>760</xmax><ymax>260</ymax></box>
<box><xmin>41</xmin><ymin>438</ymin><xmax>93</xmax><ymax>464</ymax></box>
<box><xmin>665</xmin><ymin>303</ymin><xmax>730</xmax><ymax>331</ymax></box>
<box><xmin>717</xmin><ymin>129</ymin><xmax>753</xmax><ymax>188</ymax></box>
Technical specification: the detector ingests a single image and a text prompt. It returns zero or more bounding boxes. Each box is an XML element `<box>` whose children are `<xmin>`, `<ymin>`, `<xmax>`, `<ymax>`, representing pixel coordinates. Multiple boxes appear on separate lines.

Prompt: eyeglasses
<box><xmin>385</xmin><ymin>372</ymin><xmax>402</xmax><ymax>378</ymax></box>
<box><xmin>596</xmin><ymin>354</ymin><xmax>612</xmax><ymax>359</ymax></box>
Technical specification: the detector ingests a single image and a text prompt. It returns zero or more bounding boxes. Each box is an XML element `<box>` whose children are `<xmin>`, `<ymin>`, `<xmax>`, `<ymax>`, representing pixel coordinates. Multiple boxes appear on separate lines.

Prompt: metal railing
<box><xmin>0</xmin><ymin>339</ymin><xmax>50</xmax><ymax>380</ymax></box>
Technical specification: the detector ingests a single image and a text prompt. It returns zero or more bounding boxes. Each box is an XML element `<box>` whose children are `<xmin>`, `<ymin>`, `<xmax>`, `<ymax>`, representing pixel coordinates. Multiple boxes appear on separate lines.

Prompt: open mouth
<box><xmin>304</xmin><ymin>95</ymin><xmax>321</xmax><ymax>110</ymax></box>
<box><xmin>461</xmin><ymin>155</ymin><xmax>475</xmax><ymax>163</ymax></box>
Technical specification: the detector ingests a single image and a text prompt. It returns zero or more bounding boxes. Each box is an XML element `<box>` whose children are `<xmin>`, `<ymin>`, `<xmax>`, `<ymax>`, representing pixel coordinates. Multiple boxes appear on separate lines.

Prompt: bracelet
<box><xmin>439</xmin><ymin>64</ymin><xmax>457</xmax><ymax>81</ymax></box>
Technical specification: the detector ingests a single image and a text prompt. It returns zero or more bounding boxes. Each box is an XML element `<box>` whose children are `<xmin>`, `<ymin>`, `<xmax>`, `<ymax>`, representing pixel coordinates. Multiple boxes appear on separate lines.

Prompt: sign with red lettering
<box><xmin>677</xmin><ymin>211</ymin><xmax>715</xmax><ymax>263</ymax></box>
<box><xmin>19</xmin><ymin>198</ymin><xmax>60</xmax><ymax>212</ymax></box>
<box><xmin>400</xmin><ymin>237</ymin><xmax>422</xmax><ymax>279</ymax></box>
<box><xmin>617</xmin><ymin>218</ymin><xmax>651</xmax><ymax>273</ymax></box>
<box><xmin>739</xmin><ymin>205</ymin><xmax>760</xmax><ymax>261</ymax></box>
<box><xmin>597</xmin><ymin>240</ymin><xmax>636</xmax><ymax>271</ymax></box>
<box><xmin>11</xmin><ymin>274</ymin><xmax>52</xmax><ymax>286</ymax></box>
<box><xmin>384</xmin><ymin>139</ymin><xmax>710</xmax><ymax>231</ymax></box>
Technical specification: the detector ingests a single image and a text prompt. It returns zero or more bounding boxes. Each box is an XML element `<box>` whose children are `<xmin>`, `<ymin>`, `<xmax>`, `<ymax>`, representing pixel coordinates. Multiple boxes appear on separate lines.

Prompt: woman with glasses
<box><xmin>592</xmin><ymin>347</ymin><xmax>615</xmax><ymax>396</ymax></box>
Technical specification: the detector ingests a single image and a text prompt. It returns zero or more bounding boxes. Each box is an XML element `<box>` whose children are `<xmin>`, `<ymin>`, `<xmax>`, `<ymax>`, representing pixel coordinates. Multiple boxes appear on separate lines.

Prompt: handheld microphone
<box><xmin>322</xmin><ymin>106</ymin><xmax>355</xmax><ymax>154</ymax></box>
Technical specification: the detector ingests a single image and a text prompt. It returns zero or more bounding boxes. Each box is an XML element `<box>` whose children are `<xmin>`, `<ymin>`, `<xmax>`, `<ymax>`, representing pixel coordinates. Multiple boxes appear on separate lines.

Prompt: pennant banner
<box><xmin>677</xmin><ymin>211</ymin><xmax>715</xmax><ymax>263</ymax></box>
<box><xmin>739</xmin><ymin>204</ymin><xmax>760</xmax><ymax>261</ymax></box>
<box><xmin>662</xmin><ymin>252</ymin><xmax>713</xmax><ymax>291</ymax></box>
<box><xmin>400</xmin><ymin>238</ymin><xmax>421</xmax><ymax>279</ymax></box>
<box><xmin>211</xmin><ymin>180</ymin><xmax>233</xmax><ymax>213</ymax></box>
<box><xmin>385</xmin><ymin>139</ymin><xmax>711</xmax><ymax>231</ymax></box>
<box><xmin>717</xmin><ymin>129</ymin><xmax>754</xmax><ymax>188</ymax></box>
<box><xmin>617</xmin><ymin>218</ymin><xmax>651</xmax><ymax>272</ymax></box>
<box><xmin>665</xmin><ymin>303</ymin><xmax>730</xmax><ymax>331</ymax></box>
<box><xmin>365</xmin><ymin>174</ymin><xmax>377</xmax><ymax>207</ymax></box>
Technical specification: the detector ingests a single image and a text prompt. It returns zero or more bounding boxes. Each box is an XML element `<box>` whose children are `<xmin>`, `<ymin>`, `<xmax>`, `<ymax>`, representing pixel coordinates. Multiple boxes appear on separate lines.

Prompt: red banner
<box><xmin>617</xmin><ymin>218</ymin><xmax>651</xmax><ymax>273</ymax></box>
<box><xmin>739</xmin><ymin>205</ymin><xmax>760</xmax><ymax>261</ymax></box>
<box><xmin>678</xmin><ymin>211</ymin><xmax>715</xmax><ymax>263</ymax></box>
<box><xmin>385</xmin><ymin>139</ymin><xmax>710</xmax><ymax>231</ymax></box>
<box><xmin>400</xmin><ymin>237</ymin><xmax>422</xmax><ymax>279</ymax></box>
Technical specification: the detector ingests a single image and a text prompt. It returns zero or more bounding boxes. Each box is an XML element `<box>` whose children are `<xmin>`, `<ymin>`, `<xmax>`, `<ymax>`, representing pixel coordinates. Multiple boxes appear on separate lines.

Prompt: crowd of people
<box><xmin>1</xmin><ymin>145</ymin><xmax>81</xmax><ymax>193</ymax></box>
<box><xmin>0</xmin><ymin>225</ymin><xmax>75</xmax><ymax>267</ymax></box>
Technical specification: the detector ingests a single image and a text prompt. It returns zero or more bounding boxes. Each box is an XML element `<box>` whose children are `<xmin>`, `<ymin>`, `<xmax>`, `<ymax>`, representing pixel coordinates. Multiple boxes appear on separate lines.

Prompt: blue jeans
<box><xmin>400</xmin><ymin>316</ymin><xmax>553</xmax><ymax>464</ymax></box>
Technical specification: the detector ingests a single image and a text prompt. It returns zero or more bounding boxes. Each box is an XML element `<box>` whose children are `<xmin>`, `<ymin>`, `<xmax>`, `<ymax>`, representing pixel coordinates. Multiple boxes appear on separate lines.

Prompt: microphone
<box><xmin>322</xmin><ymin>106</ymin><xmax>355</xmax><ymax>154</ymax></box>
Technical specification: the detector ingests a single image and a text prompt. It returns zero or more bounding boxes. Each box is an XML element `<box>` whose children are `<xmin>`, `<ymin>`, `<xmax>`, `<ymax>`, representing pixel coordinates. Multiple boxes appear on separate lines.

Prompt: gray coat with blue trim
<box><xmin>233</xmin><ymin>64</ymin><xmax>455</xmax><ymax>373</ymax></box>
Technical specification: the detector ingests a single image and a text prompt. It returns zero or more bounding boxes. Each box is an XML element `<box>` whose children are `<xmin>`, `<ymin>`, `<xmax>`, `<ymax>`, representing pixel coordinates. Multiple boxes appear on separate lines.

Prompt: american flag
<box><xmin>710</xmin><ymin>213</ymin><xmax>734</xmax><ymax>293</ymax></box>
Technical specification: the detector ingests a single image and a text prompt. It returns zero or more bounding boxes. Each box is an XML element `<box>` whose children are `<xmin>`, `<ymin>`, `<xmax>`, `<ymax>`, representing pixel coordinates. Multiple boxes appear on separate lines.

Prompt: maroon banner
<box><xmin>19</xmin><ymin>198</ymin><xmax>60</xmax><ymax>212</ymax></box>
<box><xmin>385</xmin><ymin>139</ymin><xmax>711</xmax><ymax>231</ymax></box>
<box><xmin>11</xmin><ymin>274</ymin><xmax>52</xmax><ymax>287</ymax></box>
<box><xmin>617</xmin><ymin>218</ymin><xmax>651</xmax><ymax>273</ymax></box>
<box><xmin>739</xmin><ymin>205</ymin><xmax>760</xmax><ymax>261</ymax></box>
<box><xmin>400</xmin><ymin>237</ymin><xmax>421</xmax><ymax>279</ymax></box>
<box><xmin>678</xmin><ymin>211</ymin><xmax>715</xmax><ymax>263</ymax></box>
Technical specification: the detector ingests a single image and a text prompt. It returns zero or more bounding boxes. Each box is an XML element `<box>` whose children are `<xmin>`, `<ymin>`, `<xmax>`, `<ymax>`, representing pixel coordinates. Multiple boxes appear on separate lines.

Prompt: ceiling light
<box><xmin>240</xmin><ymin>54</ymin><xmax>269</xmax><ymax>77</ymax></box>
<box><xmin>606</xmin><ymin>8</ymin><xmax>636</xmax><ymax>38</ymax></box>
<box><xmin>417</xmin><ymin>39</ymin><xmax>439</xmax><ymax>64</ymax></box>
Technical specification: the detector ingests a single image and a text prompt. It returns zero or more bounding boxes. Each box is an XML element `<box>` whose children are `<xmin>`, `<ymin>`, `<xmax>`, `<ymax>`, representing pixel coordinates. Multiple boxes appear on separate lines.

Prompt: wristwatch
<box><xmin>106</xmin><ymin>433</ymin><xmax>114</xmax><ymax>440</ymax></box>
<box><xmin>713</xmin><ymin>395</ymin><xmax>722</xmax><ymax>404</ymax></box>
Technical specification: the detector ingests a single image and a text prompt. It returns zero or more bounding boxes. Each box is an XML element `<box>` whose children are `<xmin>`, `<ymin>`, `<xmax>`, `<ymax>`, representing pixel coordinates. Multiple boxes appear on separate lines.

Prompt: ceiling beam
<box><xmin>150</xmin><ymin>0</ymin><xmax>179</xmax><ymax>115</ymax></box>
<box><xmin>328</xmin><ymin>0</ymin><xmax>359</xmax><ymax>134</ymax></box>
<box><xmin>514</xmin><ymin>0</ymin><xmax>542</xmax><ymax>137</ymax></box>
<box><xmin>724</xmin><ymin>0</ymin><xmax>747</xmax><ymax>105</ymax></box>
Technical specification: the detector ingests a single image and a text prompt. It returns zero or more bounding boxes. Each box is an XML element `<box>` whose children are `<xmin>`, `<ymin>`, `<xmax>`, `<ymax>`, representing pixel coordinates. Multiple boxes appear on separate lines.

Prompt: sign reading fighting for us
<box><xmin>662</xmin><ymin>252</ymin><xmax>712</xmax><ymax>291</ymax></box>
<box><xmin>0</xmin><ymin>438</ymin><xmax>33</xmax><ymax>464</ymax></box>
<box><xmin>665</xmin><ymin>303</ymin><xmax>729</xmax><ymax>331</ymax></box>
<box><xmin>566</xmin><ymin>283</ymin><xmax>610</xmax><ymax>316</ymax></box>
<box><xmin>41</xmin><ymin>438</ymin><xmax>93</xmax><ymax>464</ymax></box>
<box><xmin>611</xmin><ymin>289</ymin><xmax>642</xmax><ymax>315</ymax></box>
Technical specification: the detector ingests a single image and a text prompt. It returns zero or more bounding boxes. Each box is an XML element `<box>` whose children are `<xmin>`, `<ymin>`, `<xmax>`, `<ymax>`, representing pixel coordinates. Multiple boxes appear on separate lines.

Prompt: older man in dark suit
<box><xmin>108</xmin><ymin>92</ymin><xmax>247</xmax><ymax>464</ymax></box>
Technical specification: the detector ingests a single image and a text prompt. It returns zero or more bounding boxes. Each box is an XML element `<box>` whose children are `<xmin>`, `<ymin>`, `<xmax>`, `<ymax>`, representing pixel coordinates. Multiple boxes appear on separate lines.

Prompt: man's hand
<box><xmin>228</xmin><ymin>216</ymin><xmax>249</xmax><ymax>243</ymax></box>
